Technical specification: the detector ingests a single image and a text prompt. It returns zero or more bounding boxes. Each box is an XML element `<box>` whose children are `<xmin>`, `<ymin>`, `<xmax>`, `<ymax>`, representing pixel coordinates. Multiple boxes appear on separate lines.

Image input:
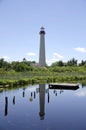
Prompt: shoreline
<box><xmin>0</xmin><ymin>75</ymin><xmax>86</xmax><ymax>89</ymax></box>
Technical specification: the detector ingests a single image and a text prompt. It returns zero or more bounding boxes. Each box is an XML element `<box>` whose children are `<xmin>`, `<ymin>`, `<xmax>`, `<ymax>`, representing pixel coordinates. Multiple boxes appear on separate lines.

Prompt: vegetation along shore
<box><xmin>0</xmin><ymin>58</ymin><xmax>86</xmax><ymax>88</ymax></box>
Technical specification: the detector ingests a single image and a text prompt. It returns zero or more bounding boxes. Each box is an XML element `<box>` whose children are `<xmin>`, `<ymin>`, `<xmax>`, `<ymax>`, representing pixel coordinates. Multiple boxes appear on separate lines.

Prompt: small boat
<box><xmin>49</xmin><ymin>83</ymin><xmax>79</xmax><ymax>90</ymax></box>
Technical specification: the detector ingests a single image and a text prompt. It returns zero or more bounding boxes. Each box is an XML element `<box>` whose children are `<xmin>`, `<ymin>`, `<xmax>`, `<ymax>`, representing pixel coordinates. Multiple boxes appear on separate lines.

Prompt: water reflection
<box><xmin>13</xmin><ymin>96</ymin><xmax>15</xmax><ymax>105</ymax></box>
<box><xmin>1</xmin><ymin>84</ymin><xmax>86</xmax><ymax>130</ymax></box>
<box><xmin>22</xmin><ymin>88</ymin><xmax>25</xmax><ymax>98</ymax></box>
<box><xmin>76</xmin><ymin>88</ymin><xmax>86</xmax><ymax>97</ymax></box>
<box><xmin>39</xmin><ymin>84</ymin><xmax>45</xmax><ymax>120</ymax></box>
<box><xmin>2</xmin><ymin>84</ymin><xmax>80</xmax><ymax>120</ymax></box>
<box><xmin>4</xmin><ymin>97</ymin><xmax>8</xmax><ymax>116</ymax></box>
<box><xmin>48</xmin><ymin>92</ymin><xmax>50</xmax><ymax>103</ymax></box>
<box><xmin>34</xmin><ymin>91</ymin><xmax>36</xmax><ymax>99</ymax></box>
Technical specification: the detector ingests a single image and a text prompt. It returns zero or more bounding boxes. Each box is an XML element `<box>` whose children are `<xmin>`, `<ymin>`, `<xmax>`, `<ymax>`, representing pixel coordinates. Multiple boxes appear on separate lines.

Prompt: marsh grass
<box><xmin>0</xmin><ymin>66</ymin><xmax>86</xmax><ymax>88</ymax></box>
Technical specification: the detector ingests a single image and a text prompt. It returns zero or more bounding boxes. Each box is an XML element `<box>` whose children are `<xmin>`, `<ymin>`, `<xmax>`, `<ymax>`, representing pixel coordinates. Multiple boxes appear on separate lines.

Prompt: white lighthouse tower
<box><xmin>39</xmin><ymin>27</ymin><xmax>46</xmax><ymax>67</ymax></box>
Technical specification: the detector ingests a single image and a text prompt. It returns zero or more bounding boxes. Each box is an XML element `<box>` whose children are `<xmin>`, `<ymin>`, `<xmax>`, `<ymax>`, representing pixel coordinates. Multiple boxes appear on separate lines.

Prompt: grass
<box><xmin>0</xmin><ymin>66</ymin><xmax>86</xmax><ymax>88</ymax></box>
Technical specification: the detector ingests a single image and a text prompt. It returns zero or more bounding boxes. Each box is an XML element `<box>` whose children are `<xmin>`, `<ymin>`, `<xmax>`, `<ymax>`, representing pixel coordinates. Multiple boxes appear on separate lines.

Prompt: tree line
<box><xmin>0</xmin><ymin>58</ymin><xmax>86</xmax><ymax>72</ymax></box>
<box><xmin>0</xmin><ymin>58</ymin><xmax>35</xmax><ymax>72</ymax></box>
<box><xmin>51</xmin><ymin>58</ymin><xmax>86</xmax><ymax>67</ymax></box>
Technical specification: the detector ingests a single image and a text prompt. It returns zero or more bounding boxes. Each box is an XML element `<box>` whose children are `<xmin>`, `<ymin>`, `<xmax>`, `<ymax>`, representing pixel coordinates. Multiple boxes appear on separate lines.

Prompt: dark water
<box><xmin>0</xmin><ymin>84</ymin><xmax>86</xmax><ymax>130</ymax></box>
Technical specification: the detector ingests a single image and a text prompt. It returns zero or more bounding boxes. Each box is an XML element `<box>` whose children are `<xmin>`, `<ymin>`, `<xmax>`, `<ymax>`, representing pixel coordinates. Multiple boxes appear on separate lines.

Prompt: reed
<box><xmin>0</xmin><ymin>66</ymin><xmax>86</xmax><ymax>88</ymax></box>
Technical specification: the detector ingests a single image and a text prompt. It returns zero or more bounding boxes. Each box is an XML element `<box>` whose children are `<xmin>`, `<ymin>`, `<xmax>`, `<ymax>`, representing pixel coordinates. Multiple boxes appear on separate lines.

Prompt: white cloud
<box><xmin>0</xmin><ymin>56</ymin><xmax>10</xmax><ymax>60</ymax></box>
<box><xmin>74</xmin><ymin>47</ymin><xmax>86</xmax><ymax>53</ymax></box>
<box><xmin>52</xmin><ymin>53</ymin><xmax>63</xmax><ymax>61</ymax></box>
<box><xmin>47</xmin><ymin>52</ymin><xmax>63</xmax><ymax>65</ymax></box>
<box><xmin>26</xmin><ymin>52</ymin><xmax>36</xmax><ymax>56</ymax></box>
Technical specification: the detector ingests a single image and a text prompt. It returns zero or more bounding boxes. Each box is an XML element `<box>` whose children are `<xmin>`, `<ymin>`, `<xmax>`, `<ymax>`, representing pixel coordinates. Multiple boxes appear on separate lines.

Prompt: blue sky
<box><xmin>0</xmin><ymin>0</ymin><xmax>86</xmax><ymax>65</ymax></box>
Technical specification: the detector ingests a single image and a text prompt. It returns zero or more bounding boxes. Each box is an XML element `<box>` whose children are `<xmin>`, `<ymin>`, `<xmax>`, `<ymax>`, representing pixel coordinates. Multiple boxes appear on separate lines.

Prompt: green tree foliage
<box><xmin>66</xmin><ymin>58</ymin><xmax>77</xmax><ymax>66</ymax></box>
<box><xmin>51</xmin><ymin>58</ymin><xmax>78</xmax><ymax>67</ymax></box>
<box><xmin>79</xmin><ymin>60</ymin><xmax>86</xmax><ymax>66</ymax></box>
<box><xmin>0</xmin><ymin>58</ymin><xmax>11</xmax><ymax>70</ymax></box>
<box><xmin>22</xmin><ymin>58</ymin><xmax>36</xmax><ymax>66</ymax></box>
<box><xmin>51</xmin><ymin>61</ymin><xmax>64</xmax><ymax>67</ymax></box>
<box><xmin>0</xmin><ymin>58</ymin><xmax>4</xmax><ymax>67</ymax></box>
<box><xmin>1</xmin><ymin>58</ymin><xmax>86</xmax><ymax>86</ymax></box>
<box><xmin>0</xmin><ymin>57</ymin><xmax>86</xmax><ymax>74</ymax></box>
<box><xmin>0</xmin><ymin>58</ymin><xmax>36</xmax><ymax>72</ymax></box>
<box><xmin>11</xmin><ymin>62</ymin><xmax>33</xmax><ymax>72</ymax></box>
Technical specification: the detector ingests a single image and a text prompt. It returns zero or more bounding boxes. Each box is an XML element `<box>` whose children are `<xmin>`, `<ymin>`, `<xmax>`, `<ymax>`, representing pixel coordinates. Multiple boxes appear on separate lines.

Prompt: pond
<box><xmin>0</xmin><ymin>84</ymin><xmax>86</xmax><ymax>130</ymax></box>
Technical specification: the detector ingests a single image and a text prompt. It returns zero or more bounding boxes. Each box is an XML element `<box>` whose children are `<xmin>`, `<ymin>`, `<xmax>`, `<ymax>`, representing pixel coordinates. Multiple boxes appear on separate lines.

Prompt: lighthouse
<box><xmin>39</xmin><ymin>27</ymin><xmax>46</xmax><ymax>67</ymax></box>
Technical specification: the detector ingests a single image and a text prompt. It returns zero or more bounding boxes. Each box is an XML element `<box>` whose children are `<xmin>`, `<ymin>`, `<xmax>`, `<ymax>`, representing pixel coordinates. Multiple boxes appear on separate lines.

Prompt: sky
<box><xmin>0</xmin><ymin>0</ymin><xmax>86</xmax><ymax>65</ymax></box>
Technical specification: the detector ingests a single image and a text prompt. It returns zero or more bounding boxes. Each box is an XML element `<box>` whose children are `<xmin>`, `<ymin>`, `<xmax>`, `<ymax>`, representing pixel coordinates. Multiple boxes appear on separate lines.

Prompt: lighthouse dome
<box><xmin>39</xmin><ymin>27</ymin><xmax>45</xmax><ymax>34</ymax></box>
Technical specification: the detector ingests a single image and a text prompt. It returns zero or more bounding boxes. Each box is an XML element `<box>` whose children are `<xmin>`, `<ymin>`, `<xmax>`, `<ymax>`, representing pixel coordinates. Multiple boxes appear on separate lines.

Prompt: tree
<box><xmin>67</xmin><ymin>58</ymin><xmax>77</xmax><ymax>66</ymax></box>
<box><xmin>0</xmin><ymin>58</ymin><xmax>11</xmax><ymax>70</ymax></box>
<box><xmin>22</xmin><ymin>58</ymin><xmax>27</xmax><ymax>62</ymax></box>
<box><xmin>51</xmin><ymin>61</ymin><xmax>64</xmax><ymax>67</ymax></box>
<box><xmin>58</xmin><ymin>61</ymin><xmax>64</xmax><ymax>67</ymax></box>
<box><xmin>0</xmin><ymin>58</ymin><xmax>4</xmax><ymax>68</ymax></box>
<box><xmin>11</xmin><ymin>62</ymin><xmax>33</xmax><ymax>72</ymax></box>
<box><xmin>79</xmin><ymin>60</ymin><xmax>86</xmax><ymax>66</ymax></box>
